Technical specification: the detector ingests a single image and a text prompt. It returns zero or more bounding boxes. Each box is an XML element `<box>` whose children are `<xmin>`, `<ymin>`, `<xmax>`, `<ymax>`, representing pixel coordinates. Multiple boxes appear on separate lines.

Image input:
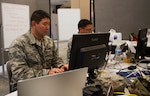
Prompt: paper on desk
<box><xmin>105</xmin><ymin>68</ymin><xmax>119</xmax><ymax>73</ymax></box>
<box><xmin>126</xmin><ymin>41</ymin><xmax>136</xmax><ymax>53</ymax></box>
<box><xmin>109</xmin><ymin>29</ymin><xmax>122</xmax><ymax>43</ymax></box>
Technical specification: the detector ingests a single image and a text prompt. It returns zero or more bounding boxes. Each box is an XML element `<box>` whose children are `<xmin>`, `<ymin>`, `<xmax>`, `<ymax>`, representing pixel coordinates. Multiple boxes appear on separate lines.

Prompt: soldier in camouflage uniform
<box><xmin>6</xmin><ymin>10</ymin><xmax>68</xmax><ymax>92</ymax></box>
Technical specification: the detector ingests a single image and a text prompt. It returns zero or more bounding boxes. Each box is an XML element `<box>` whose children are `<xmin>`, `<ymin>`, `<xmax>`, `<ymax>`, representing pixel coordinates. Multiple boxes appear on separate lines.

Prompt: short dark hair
<box><xmin>31</xmin><ymin>10</ymin><xmax>50</xmax><ymax>24</ymax></box>
<box><xmin>78</xmin><ymin>19</ymin><xmax>92</xmax><ymax>29</ymax></box>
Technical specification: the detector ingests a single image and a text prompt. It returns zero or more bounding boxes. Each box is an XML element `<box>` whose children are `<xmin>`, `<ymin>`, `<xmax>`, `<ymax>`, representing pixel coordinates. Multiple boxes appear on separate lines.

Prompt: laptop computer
<box><xmin>17</xmin><ymin>67</ymin><xmax>88</xmax><ymax>96</ymax></box>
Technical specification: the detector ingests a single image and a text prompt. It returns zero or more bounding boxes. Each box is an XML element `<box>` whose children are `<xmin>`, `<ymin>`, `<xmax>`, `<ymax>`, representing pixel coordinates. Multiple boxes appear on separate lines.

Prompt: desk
<box><xmin>99</xmin><ymin>60</ymin><xmax>150</xmax><ymax>96</ymax></box>
<box><xmin>105</xmin><ymin>60</ymin><xmax>150</xmax><ymax>72</ymax></box>
<box><xmin>5</xmin><ymin>61</ymin><xmax>150</xmax><ymax>96</ymax></box>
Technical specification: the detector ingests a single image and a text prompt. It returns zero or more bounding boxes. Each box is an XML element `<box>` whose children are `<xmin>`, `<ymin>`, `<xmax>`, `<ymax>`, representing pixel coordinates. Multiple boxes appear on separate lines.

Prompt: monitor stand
<box><xmin>86</xmin><ymin>69</ymin><xmax>97</xmax><ymax>85</ymax></box>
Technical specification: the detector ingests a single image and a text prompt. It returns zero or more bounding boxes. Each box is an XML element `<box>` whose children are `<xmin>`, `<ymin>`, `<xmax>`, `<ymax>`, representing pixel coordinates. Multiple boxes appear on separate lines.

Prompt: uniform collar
<box><xmin>27</xmin><ymin>30</ymin><xmax>44</xmax><ymax>46</ymax></box>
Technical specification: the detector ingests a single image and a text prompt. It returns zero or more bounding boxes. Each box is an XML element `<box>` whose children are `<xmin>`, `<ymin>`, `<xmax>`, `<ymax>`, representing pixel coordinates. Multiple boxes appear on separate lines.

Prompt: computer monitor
<box><xmin>135</xmin><ymin>28</ymin><xmax>148</xmax><ymax>62</ymax></box>
<box><xmin>69</xmin><ymin>32</ymin><xmax>110</xmax><ymax>83</ymax></box>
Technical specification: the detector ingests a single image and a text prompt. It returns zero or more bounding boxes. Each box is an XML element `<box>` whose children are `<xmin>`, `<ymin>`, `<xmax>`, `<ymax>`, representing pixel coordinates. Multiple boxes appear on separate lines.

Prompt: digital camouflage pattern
<box><xmin>7</xmin><ymin>31</ymin><xmax>64</xmax><ymax>85</ymax></box>
<box><xmin>67</xmin><ymin>37</ymin><xmax>72</xmax><ymax>63</ymax></box>
<box><xmin>128</xmin><ymin>77</ymin><xmax>150</xmax><ymax>96</ymax></box>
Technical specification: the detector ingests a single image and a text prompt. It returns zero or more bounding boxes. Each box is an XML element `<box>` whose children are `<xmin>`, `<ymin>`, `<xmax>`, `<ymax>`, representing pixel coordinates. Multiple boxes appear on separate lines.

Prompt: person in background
<box><xmin>67</xmin><ymin>19</ymin><xmax>93</xmax><ymax>63</ymax></box>
<box><xmin>7</xmin><ymin>10</ymin><xmax>68</xmax><ymax>92</ymax></box>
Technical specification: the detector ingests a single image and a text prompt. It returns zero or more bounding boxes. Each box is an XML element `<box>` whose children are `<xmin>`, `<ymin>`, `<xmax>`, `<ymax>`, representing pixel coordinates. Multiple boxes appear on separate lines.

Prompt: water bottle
<box><xmin>115</xmin><ymin>45</ymin><xmax>122</xmax><ymax>63</ymax></box>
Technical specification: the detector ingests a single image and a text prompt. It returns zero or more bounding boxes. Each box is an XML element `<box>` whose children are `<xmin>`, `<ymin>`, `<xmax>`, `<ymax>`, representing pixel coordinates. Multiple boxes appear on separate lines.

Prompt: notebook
<box><xmin>17</xmin><ymin>67</ymin><xmax>88</xmax><ymax>96</ymax></box>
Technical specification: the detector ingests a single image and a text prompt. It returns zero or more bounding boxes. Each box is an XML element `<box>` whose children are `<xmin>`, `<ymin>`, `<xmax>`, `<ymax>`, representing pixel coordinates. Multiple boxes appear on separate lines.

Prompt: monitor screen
<box><xmin>135</xmin><ymin>28</ymin><xmax>148</xmax><ymax>62</ymax></box>
<box><xmin>69</xmin><ymin>32</ymin><xmax>110</xmax><ymax>70</ymax></box>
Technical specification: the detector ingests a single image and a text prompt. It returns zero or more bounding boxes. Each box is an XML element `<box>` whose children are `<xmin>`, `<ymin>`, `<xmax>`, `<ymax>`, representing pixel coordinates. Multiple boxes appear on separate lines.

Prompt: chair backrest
<box><xmin>6</xmin><ymin>62</ymin><xmax>16</xmax><ymax>93</ymax></box>
<box><xmin>0</xmin><ymin>51</ymin><xmax>9</xmax><ymax>66</ymax></box>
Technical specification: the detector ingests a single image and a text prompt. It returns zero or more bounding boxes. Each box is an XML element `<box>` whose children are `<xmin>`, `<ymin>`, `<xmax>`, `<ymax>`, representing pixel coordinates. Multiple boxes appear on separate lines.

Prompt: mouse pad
<box><xmin>116</xmin><ymin>71</ymin><xmax>141</xmax><ymax>78</ymax></box>
<box><xmin>117</xmin><ymin>70</ymin><xmax>150</xmax><ymax>78</ymax></box>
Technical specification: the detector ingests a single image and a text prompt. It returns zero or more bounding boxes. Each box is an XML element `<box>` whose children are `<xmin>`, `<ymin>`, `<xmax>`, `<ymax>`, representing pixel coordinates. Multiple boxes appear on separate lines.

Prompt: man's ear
<box><xmin>79</xmin><ymin>28</ymin><xmax>82</xmax><ymax>32</ymax></box>
<box><xmin>31</xmin><ymin>21</ymin><xmax>36</xmax><ymax>26</ymax></box>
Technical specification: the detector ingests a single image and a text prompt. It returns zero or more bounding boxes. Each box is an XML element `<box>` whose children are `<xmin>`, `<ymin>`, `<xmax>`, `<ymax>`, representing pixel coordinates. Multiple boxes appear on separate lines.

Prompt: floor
<box><xmin>0</xmin><ymin>41</ymin><xmax>68</xmax><ymax>96</ymax></box>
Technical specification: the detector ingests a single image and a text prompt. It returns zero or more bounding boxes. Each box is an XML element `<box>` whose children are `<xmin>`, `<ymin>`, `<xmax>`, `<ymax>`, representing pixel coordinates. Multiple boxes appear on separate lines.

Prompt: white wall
<box><xmin>57</xmin><ymin>8</ymin><xmax>80</xmax><ymax>41</ymax></box>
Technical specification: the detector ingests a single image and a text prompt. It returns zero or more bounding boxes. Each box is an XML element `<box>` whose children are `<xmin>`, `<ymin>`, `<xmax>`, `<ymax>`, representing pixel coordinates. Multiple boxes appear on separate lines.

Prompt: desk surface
<box><xmin>106</xmin><ymin>60</ymin><xmax>149</xmax><ymax>71</ymax></box>
<box><xmin>5</xmin><ymin>61</ymin><xmax>149</xmax><ymax>96</ymax></box>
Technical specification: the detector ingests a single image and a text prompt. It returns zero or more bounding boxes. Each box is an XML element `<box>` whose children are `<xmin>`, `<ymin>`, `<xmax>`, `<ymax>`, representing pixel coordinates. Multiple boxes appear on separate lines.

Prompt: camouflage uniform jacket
<box><xmin>67</xmin><ymin>37</ymin><xmax>72</xmax><ymax>63</ymax></box>
<box><xmin>7</xmin><ymin>31</ymin><xmax>64</xmax><ymax>84</ymax></box>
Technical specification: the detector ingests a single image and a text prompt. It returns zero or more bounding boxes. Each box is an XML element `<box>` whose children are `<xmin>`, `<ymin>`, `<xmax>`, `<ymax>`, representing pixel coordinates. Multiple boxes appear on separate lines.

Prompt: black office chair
<box><xmin>6</xmin><ymin>62</ymin><xmax>17</xmax><ymax>93</ymax></box>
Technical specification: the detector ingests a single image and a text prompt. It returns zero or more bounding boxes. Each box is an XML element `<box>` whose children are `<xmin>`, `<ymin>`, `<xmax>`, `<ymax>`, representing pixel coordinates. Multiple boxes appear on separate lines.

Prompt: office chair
<box><xmin>6</xmin><ymin>62</ymin><xmax>17</xmax><ymax>93</ymax></box>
